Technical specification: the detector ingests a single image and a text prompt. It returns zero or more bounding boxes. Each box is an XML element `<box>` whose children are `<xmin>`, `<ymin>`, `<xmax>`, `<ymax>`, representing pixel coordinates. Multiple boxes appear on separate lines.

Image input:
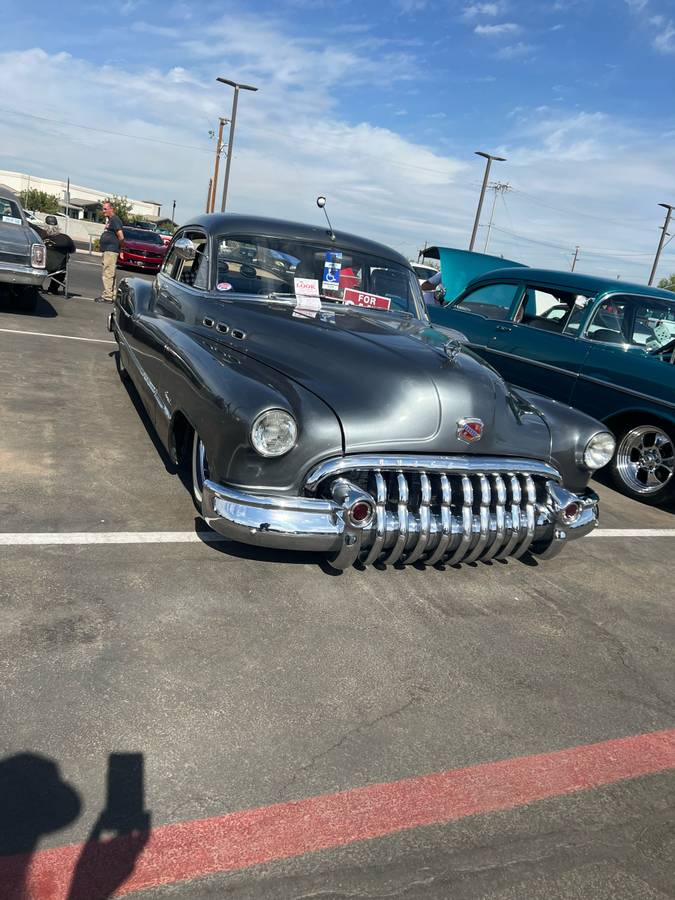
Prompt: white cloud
<box><xmin>462</xmin><ymin>3</ymin><xmax>502</xmax><ymax>20</ymax></box>
<box><xmin>624</xmin><ymin>0</ymin><xmax>648</xmax><ymax>10</ymax></box>
<box><xmin>1</xmin><ymin>13</ymin><xmax>674</xmax><ymax>279</ymax></box>
<box><xmin>653</xmin><ymin>20</ymin><xmax>675</xmax><ymax>52</ymax></box>
<box><xmin>496</xmin><ymin>42</ymin><xmax>536</xmax><ymax>59</ymax></box>
<box><xmin>475</xmin><ymin>22</ymin><xmax>520</xmax><ymax>35</ymax></box>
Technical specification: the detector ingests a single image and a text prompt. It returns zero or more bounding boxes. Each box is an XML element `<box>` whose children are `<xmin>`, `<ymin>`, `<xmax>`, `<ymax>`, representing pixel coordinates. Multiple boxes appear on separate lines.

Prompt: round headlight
<box><xmin>250</xmin><ymin>409</ymin><xmax>297</xmax><ymax>457</ymax></box>
<box><xmin>582</xmin><ymin>432</ymin><xmax>616</xmax><ymax>470</ymax></box>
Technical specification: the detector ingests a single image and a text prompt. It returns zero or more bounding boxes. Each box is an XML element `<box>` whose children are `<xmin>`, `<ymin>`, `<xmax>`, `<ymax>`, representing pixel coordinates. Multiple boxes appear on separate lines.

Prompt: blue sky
<box><xmin>1</xmin><ymin>0</ymin><xmax>675</xmax><ymax>280</ymax></box>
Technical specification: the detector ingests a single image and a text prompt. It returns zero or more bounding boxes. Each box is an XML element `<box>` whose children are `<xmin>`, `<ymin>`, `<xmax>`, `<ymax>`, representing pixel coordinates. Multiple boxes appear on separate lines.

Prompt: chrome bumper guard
<box><xmin>202</xmin><ymin>455</ymin><xmax>599</xmax><ymax>571</ymax></box>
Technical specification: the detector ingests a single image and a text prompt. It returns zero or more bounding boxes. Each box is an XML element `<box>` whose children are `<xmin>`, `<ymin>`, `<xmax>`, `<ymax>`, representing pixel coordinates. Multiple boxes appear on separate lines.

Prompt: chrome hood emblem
<box><xmin>443</xmin><ymin>339</ymin><xmax>462</xmax><ymax>363</ymax></box>
<box><xmin>457</xmin><ymin>417</ymin><xmax>484</xmax><ymax>444</ymax></box>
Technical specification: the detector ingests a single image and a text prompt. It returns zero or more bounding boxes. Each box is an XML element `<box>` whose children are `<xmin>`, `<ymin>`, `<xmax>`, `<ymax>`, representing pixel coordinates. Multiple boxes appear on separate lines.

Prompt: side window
<box><xmin>162</xmin><ymin>230</ymin><xmax>210</xmax><ymax>289</ymax></box>
<box><xmin>516</xmin><ymin>287</ymin><xmax>589</xmax><ymax>333</ymax></box>
<box><xmin>585</xmin><ymin>297</ymin><xmax>629</xmax><ymax>344</ymax></box>
<box><xmin>455</xmin><ymin>283</ymin><xmax>520</xmax><ymax>320</ymax></box>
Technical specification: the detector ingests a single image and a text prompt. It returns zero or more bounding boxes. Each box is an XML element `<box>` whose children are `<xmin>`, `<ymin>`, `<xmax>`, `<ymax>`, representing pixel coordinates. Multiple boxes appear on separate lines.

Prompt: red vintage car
<box><xmin>117</xmin><ymin>227</ymin><xmax>167</xmax><ymax>273</ymax></box>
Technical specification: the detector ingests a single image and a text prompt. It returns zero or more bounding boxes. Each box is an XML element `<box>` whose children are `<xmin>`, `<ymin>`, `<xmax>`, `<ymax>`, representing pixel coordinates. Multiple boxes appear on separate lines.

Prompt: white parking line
<box><xmin>589</xmin><ymin>528</ymin><xmax>675</xmax><ymax>537</ymax></box>
<box><xmin>0</xmin><ymin>532</ymin><xmax>227</xmax><ymax>545</ymax></box>
<box><xmin>0</xmin><ymin>529</ymin><xmax>674</xmax><ymax>547</ymax></box>
<box><xmin>0</xmin><ymin>328</ymin><xmax>115</xmax><ymax>345</ymax></box>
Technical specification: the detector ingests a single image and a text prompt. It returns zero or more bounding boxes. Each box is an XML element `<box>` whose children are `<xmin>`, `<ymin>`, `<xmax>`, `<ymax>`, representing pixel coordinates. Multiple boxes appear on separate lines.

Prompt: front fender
<box><xmin>515</xmin><ymin>387</ymin><xmax>609</xmax><ymax>492</ymax></box>
<box><xmin>162</xmin><ymin>326</ymin><xmax>343</xmax><ymax>494</ymax></box>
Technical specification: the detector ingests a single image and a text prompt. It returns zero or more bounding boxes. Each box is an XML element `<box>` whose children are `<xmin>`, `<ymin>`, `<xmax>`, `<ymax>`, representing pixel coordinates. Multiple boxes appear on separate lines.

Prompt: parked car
<box><xmin>410</xmin><ymin>262</ymin><xmax>439</xmax><ymax>285</ymax></box>
<box><xmin>428</xmin><ymin>258</ymin><xmax>675</xmax><ymax>505</ymax></box>
<box><xmin>0</xmin><ymin>186</ymin><xmax>47</xmax><ymax>311</ymax></box>
<box><xmin>108</xmin><ymin>214</ymin><xmax>615</xmax><ymax>570</ymax></box>
<box><xmin>117</xmin><ymin>227</ymin><xmax>167</xmax><ymax>273</ymax></box>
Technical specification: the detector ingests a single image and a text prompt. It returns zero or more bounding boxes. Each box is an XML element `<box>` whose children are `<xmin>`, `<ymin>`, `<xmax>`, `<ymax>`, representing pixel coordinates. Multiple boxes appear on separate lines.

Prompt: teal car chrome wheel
<box><xmin>614</xmin><ymin>424</ymin><xmax>674</xmax><ymax>498</ymax></box>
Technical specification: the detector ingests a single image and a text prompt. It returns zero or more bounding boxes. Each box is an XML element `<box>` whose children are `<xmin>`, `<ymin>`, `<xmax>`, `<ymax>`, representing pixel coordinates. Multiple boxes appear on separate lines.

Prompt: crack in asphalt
<box><xmin>534</xmin><ymin>576</ymin><xmax>675</xmax><ymax>716</ymax></box>
<box><xmin>278</xmin><ymin>693</ymin><xmax>421</xmax><ymax>799</ymax></box>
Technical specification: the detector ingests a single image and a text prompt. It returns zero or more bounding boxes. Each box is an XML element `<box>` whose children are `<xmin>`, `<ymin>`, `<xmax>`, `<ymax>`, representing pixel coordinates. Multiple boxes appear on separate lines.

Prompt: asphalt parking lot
<box><xmin>1</xmin><ymin>253</ymin><xmax>674</xmax><ymax>900</ymax></box>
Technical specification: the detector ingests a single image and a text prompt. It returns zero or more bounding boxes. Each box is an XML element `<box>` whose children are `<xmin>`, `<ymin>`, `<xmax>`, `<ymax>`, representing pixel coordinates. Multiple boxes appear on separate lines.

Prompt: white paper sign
<box><xmin>2</xmin><ymin>215</ymin><xmax>22</xmax><ymax>226</ymax></box>
<box><xmin>294</xmin><ymin>277</ymin><xmax>320</xmax><ymax>297</ymax></box>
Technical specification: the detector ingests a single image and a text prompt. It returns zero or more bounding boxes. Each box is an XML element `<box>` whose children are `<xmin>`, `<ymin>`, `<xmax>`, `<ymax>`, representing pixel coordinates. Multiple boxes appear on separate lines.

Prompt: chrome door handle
<box><xmin>495</xmin><ymin>325</ymin><xmax>512</xmax><ymax>332</ymax></box>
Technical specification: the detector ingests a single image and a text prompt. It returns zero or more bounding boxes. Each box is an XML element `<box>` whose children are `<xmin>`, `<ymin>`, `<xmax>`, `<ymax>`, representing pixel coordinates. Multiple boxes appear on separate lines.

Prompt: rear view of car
<box><xmin>0</xmin><ymin>187</ymin><xmax>47</xmax><ymax>311</ymax></box>
<box><xmin>117</xmin><ymin>227</ymin><xmax>167</xmax><ymax>273</ymax></box>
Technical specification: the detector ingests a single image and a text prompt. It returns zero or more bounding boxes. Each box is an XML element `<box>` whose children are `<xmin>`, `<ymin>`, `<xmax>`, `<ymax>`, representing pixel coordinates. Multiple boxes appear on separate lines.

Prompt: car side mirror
<box><xmin>45</xmin><ymin>215</ymin><xmax>58</xmax><ymax>226</ymax></box>
<box><xmin>173</xmin><ymin>237</ymin><xmax>196</xmax><ymax>260</ymax></box>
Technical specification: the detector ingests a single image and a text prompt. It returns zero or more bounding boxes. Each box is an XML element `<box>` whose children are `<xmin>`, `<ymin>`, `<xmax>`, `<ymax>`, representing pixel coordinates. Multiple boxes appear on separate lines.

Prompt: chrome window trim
<box><xmin>469</xmin><ymin>342</ymin><xmax>675</xmax><ymax>412</ymax></box>
<box><xmin>578</xmin><ymin>290</ymin><xmax>675</xmax><ymax>342</ymax></box>
<box><xmin>305</xmin><ymin>454</ymin><xmax>560</xmax><ymax>492</ymax></box>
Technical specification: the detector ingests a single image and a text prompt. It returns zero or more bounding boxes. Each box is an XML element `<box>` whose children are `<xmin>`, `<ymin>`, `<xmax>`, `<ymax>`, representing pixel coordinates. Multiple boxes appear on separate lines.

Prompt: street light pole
<box><xmin>469</xmin><ymin>151</ymin><xmax>506</xmax><ymax>252</ymax></box>
<box><xmin>210</xmin><ymin>117</ymin><xmax>227</xmax><ymax>214</ymax></box>
<box><xmin>216</xmin><ymin>77</ymin><xmax>258</xmax><ymax>213</ymax></box>
<box><xmin>648</xmin><ymin>202</ymin><xmax>674</xmax><ymax>286</ymax></box>
<box><xmin>171</xmin><ymin>199</ymin><xmax>176</xmax><ymax>225</ymax></box>
<box><xmin>571</xmin><ymin>245</ymin><xmax>580</xmax><ymax>272</ymax></box>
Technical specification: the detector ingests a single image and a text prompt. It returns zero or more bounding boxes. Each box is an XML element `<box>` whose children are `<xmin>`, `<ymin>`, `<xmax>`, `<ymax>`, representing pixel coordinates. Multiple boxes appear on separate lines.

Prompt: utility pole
<box><xmin>216</xmin><ymin>77</ymin><xmax>259</xmax><ymax>212</ymax></box>
<box><xmin>648</xmin><ymin>202</ymin><xmax>674</xmax><ymax>286</ymax></box>
<box><xmin>209</xmin><ymin>117</ymin><xmax>227</xmax><ymax>213</ymax></box>
<box><xmin>205</xmin><ymin>178</ymin><xmax>213</xmax><ymax>214</ymax></box>
<box><xmin>483</xmin><ymin>182</ymin><xmax>511</xmax><ymax>253</ymax></box>
<box><xmin>469</xmin><ymin>151</ymin><xmax>506</xmax><ymax>252</ymax></box>
<box><xmin>571</xmin><ymin>246</ymin><xmax>580</xmax><ymax>272</ymax></box>
<box><xmin>171</xmin><ymin>199</ymin><xmax>176</xmax><ymax>225</ymax></box>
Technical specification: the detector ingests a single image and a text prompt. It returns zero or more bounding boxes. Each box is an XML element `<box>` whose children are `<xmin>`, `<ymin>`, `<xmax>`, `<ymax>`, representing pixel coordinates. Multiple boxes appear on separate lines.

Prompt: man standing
<box><xmin>420</xmin><ymin>269</ymin><xmax>444</xmax><ymax>306</ymax></box>
<box><xmin>96</xmin><ymin>200</ymin><xmax>124</xmax><ymax>303</ymax></box>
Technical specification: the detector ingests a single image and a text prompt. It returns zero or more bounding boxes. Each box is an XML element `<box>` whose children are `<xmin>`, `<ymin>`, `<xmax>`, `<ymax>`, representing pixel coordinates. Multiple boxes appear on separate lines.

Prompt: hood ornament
<box><xmin>443</xmin><ymin>338</ymin><xmax>462</xmax><ymax>363</ymax></box>
<box><xmin>457</xmin><ymin>417</ymin><xmax>484</xmax><ymax>444</ymax></box>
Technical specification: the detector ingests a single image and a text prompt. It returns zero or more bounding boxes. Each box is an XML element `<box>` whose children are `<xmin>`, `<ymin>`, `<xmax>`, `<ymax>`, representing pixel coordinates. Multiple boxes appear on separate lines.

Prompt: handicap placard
<box><xmin>321</xmin><ymin>251</ymin><xmax>342</xmax><ymax>292</ymax></box>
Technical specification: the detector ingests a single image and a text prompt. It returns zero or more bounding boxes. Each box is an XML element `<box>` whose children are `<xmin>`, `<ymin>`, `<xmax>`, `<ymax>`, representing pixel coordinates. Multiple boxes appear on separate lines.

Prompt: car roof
<box><xmin>184</xmin><ymin>213</ymin><xmax>411</xmax><ymax>267</ymax></box>
<box><xmin>465</xmin><ymin>266</ymin><xmax>675</xmax><ymax>301</ymax></box>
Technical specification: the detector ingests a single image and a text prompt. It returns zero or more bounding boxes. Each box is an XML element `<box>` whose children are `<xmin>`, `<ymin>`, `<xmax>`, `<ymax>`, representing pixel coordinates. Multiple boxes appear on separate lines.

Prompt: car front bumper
<box><xmin>0</xmin><ymin>261</ymin><xmax>46</xmax><ymax>286</ymax></box>
<box><xmin>201</xmin><ymin>472</ymin><xmax>599</xmax><ymax>571</ymax></box>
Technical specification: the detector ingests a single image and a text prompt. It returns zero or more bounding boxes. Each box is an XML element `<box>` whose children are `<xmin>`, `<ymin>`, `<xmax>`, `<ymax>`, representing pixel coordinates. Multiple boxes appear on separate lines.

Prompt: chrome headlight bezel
<box><xmin>250</xmin><ymin>409</ymin><xmax>298</xmax><ymax>458</ymax></box>
<box><xmin>580</xmin><ymin>431</ymin><xmax>616</xmax><ymax>470</ymax></box>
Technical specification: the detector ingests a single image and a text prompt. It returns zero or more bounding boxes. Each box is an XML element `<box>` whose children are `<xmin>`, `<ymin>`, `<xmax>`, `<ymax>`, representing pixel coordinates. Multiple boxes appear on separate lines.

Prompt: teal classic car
<box><xmin>427</xmin><ymin>252</ymin><xmax>675</xmax><ymax>506</ymax></box>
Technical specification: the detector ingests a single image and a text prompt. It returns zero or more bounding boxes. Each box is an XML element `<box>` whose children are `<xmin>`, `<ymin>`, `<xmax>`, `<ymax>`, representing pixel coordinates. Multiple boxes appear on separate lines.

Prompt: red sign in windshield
<box><xmin>342</xmin><ymin>289</ymin><xmax>391</xmax><ymax>310</ymax></box>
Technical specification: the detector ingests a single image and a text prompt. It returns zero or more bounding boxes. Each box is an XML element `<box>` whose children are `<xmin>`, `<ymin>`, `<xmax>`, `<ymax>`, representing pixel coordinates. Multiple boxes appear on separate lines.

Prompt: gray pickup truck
<box><xmin>0</xmin><ymin>185</ymin><xmax>47</xmax><ymax>311</ymax></box>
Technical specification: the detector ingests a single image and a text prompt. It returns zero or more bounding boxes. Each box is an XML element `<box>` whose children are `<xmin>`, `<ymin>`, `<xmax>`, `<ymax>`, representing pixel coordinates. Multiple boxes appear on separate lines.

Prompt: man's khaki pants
<box><xmin>101</xmin><ymin>251</ymin><xmax>118</xmax><ymax>300</ymax></box>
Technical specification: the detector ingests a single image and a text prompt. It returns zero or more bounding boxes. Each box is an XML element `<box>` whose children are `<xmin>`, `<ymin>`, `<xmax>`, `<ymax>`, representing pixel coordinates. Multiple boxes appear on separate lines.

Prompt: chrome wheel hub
<box><xmin>616</xmin><ymin>425</ymin><xmax>674</xmax><ymax>495</ymax></box>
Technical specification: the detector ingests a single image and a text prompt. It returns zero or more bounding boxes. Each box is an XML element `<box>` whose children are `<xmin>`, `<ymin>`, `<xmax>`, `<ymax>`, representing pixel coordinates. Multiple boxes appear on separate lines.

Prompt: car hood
<box><xmin>206</xmin><ymin>299</ymin><xmax>552</xmax><ymax>459</ymax></box>
<box><xmin>124</xmin><ymin>240</ymin><xmax>165</xmax><ymax>252</ymax></box>
<box><xmin>0</xmin><ymin>221</ymin><xmax>32</xmax><ymax>256</ymax></box>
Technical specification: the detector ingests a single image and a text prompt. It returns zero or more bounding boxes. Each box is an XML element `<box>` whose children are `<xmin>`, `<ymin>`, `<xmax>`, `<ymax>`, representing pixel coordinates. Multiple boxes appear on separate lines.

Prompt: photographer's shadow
<box><xmin>0</xmin><ymin>752</ymin><xmax>151</xmax><ymax>900</ymax></box>
<box><xmin>0</xmin><ymin>753</ymin><xmax>81</xmax><ymax>898</ymax></box>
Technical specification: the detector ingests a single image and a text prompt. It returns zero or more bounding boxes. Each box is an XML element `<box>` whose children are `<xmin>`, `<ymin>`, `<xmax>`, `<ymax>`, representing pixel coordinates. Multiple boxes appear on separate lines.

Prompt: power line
<box><xmin>509</xmin><ymin>187</ymin><xmax>653</xmax><ymax>229</ymax></box>
<box><xmin>0</xmin><ymin>106</ymin><xmax>216</xmax><ymax>155</ymax></box>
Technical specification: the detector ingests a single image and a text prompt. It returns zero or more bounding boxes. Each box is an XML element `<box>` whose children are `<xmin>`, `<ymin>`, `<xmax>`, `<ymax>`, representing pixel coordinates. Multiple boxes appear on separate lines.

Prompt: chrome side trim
<box><xmin>305</xmin><ymin>455</ymin><xmax>560</xmax><ymax>491</ymax></box>
<box><xmin>575</xmin><ymin>373</ymin><xmax>675</xmax><ymax>412</ymax></box>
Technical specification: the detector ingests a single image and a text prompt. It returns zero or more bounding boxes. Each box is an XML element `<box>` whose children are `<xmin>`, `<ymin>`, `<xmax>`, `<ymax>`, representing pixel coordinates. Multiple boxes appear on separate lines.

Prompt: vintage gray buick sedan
<box><xmin>109</xmin><ymin>214</ymin><xmax>615</xmax><ymax>570</ymax></box>
<box><xmin>0</xmin><ymin>185</ymin><xmax>46</xmax><ymax>310</ymax></box>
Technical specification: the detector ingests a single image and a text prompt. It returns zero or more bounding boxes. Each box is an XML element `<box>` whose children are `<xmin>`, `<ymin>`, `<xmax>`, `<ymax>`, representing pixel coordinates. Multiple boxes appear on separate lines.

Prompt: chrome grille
<box><xmin>309</xmin><ymin>460</ymin><xmax>554</xmax><ymax>567</ymax></box>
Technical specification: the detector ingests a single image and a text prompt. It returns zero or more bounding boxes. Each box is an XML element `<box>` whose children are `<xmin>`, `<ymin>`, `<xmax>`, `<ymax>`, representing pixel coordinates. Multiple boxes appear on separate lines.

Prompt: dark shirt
<box><xmin>100</xmin><ymin>214</ymin><xmax>124</xmax><ymax>252</ymax></box>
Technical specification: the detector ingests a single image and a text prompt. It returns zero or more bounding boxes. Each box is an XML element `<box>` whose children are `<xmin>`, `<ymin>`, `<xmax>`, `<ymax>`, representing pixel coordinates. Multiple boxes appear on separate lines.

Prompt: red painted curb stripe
<box><xmin>7</xmin><ymin>728</ymin><xmax>675</xmax><ymax>899</ymax></box>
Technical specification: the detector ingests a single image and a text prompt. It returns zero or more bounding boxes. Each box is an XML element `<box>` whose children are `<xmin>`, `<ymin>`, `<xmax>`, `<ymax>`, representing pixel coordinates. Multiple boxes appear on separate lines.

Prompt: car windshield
<box><xmin>413</xmin><ymin>264</ymin><xmax>438</xmax><ymax>280</ymax></box>
<box><xmin>124</xmin><ymin>228</ymin><xmax>164</xmax><ymax>244</ymax></box>
<box><xmin>0</xmin><ymin>197</ymin><xmax>21</xmax><ymax>219</ymax></box>
<box><xmin>215</xmin><ymin>235</ymin><xmax>424</xmax><ymax>317</ymax></box>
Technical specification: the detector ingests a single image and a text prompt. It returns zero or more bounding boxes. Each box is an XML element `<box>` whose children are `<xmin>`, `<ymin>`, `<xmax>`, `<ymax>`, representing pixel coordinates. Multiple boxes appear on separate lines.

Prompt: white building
<box><xmin>0</xmin><ymin>170</ymin><xmax>161</xmax><ymax>221</ymax></box>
